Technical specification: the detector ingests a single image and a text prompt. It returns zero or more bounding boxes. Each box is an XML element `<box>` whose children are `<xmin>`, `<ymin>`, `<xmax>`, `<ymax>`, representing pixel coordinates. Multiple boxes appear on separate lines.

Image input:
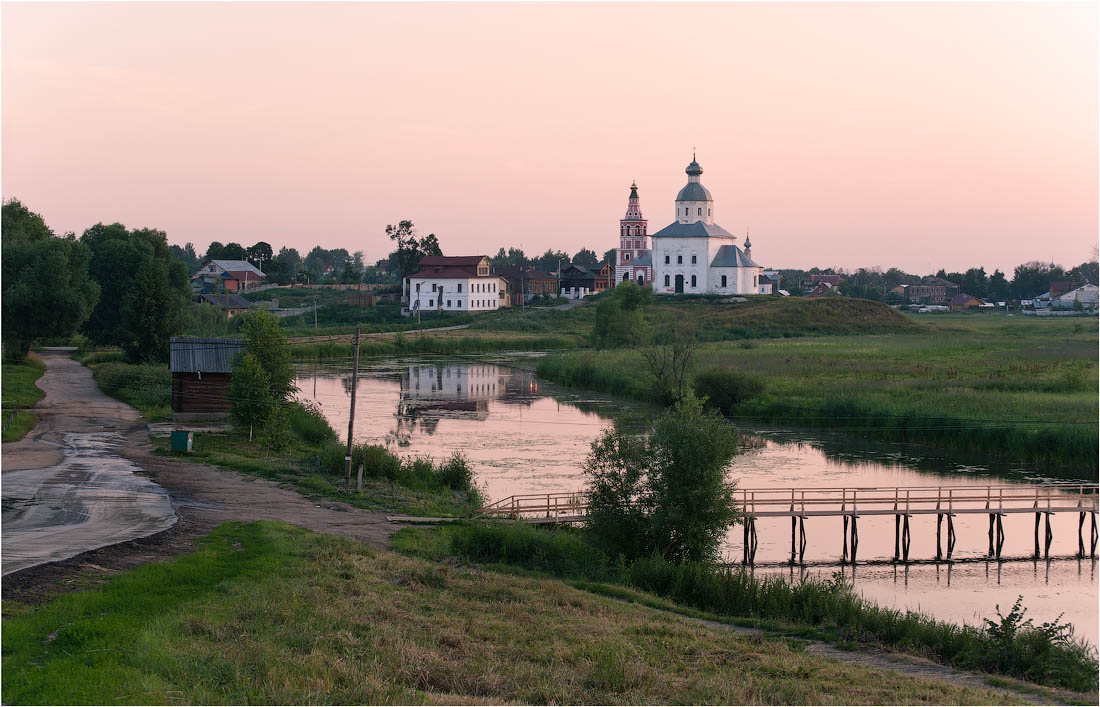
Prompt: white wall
<box><xmin>407</xmin><ymin>276</ymin><xmax>506</xmax><ymax>314</ymax></box>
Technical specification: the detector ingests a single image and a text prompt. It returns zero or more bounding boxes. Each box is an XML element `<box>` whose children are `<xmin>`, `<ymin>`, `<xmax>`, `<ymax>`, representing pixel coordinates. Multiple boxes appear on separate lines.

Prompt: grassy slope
<box><xmin>538</xmin><ymin>313</ymin><xmax>1098</xmax><ymax>471</ymax></box>
<box><xmin>150</xmin><ymin>432</ymin><xmax>480</xmax><ymax>517</ymax></box>
<box><xmin>1</xmin><ymin>521</ymin><xmax>1020</xmax><ymax>706</ymax></box>
<box><xmin>1</xmin><ymin>353</ymin><xmax>45</xmax><ymax>442</ymax></box>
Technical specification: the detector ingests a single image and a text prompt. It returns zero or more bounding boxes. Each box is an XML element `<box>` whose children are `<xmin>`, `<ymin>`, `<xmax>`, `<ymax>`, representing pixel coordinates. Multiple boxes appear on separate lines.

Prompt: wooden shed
<box><xmin>170</xmin><ymin>337</ymin><xmax>245</xmax><ymax>419</ymax></box>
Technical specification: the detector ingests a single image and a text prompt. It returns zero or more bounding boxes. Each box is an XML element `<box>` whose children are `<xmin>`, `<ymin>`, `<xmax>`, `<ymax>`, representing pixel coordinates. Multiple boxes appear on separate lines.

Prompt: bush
<box><xmin>435</xmin><ymin>452</ymin><xmax>475</xmax><ymax>491</ymax></box>
<box><xmin>288</xmin><ymin>401</ymin><xmax>337</xmax><ymax>444</ymax></box>
<box><xmin>91</xmin><ymin>362</ymin><xmax>171</xmax><ymax>417</ymax></box>
<box><xmin>693</xmin><ymin>368</ymin><xmax>766</xmax><ymax>413</ymax></box>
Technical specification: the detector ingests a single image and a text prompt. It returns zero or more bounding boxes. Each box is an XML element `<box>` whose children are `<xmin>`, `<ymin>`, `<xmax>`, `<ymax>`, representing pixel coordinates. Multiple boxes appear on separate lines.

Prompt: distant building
<box><xmin>493</xmin><ymin>266</ymin><xmax>557</xmax><ymax>306</ymax></box>
<box><xmin>191</xmin><ymin>260</ymin><xmax>266</xmax><ymax>293</ymax></box>
<box><xmin>169</xmin><ymin>337</ymin><xmax>245</xmax><ymax>419</ymax></box>
<box><xmin>949</xmin><ymin>294</ymin><xmax>985</xmax><ymax>311</ymax></box>
<box><xmin>1052</xmin><ymin>283</ymin><xmax>1098</xmax><ymax>310</ymax></box>
<box><xmin>903</xmin><ymin>277</ymin><xmax>960</xmax><ymax>305</ymax></box>
<box><xmin>650</xmin><ymin>157</ymin><xmax>763</xmax><ymax>295</ymax></box>
<box><xmin>403</xmin><ymin>255</ymin><xmax>506</xmax><ymax>315</ymax></box>
<box><xmin>1050</xmin><ymin>281</ymin><xmax>1082</xmax><ymax>299</ymax></box>
<box><xmin>614</xmin><ymin>182</ymin><xmax>654</xmax><ymax>287</ymax></box>
<box><xmin>800</xmin><ymin>274</ymin><xmax>841</xmax><ymax>292</ymax></box>
<box><xmin>559</xmin><ymin>263</ymin><xmax>599</xmax><ymax>299</ymax></box>
<box><xmin>807</xmin><ymin>282</ymin><xmax>838</xmax><ymax>298</ymax></box>
<box><xmin>197</xmin><ymin>292</ymin><xmax>252</xmax><ymax>318</ymax></box>
<box><xmin>761</xmin><ymin>270</ymin><xmax>782</xmax><ymax>294</ymax></box>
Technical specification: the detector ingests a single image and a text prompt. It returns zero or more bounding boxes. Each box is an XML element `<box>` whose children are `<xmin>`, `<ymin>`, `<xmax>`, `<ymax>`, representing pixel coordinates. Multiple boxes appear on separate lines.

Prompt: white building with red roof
<box><xmin>404</xmin><ymin>255</ymin><xmax>508</xmax><ymax>315</ymax></box>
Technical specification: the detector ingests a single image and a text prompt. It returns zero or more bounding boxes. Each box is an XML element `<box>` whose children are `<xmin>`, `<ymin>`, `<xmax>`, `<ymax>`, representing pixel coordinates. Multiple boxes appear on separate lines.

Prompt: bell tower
<box><xmin>616</xmin><ymin>182</ymin><xmax>648</xmax><ymax>283</ymax></box>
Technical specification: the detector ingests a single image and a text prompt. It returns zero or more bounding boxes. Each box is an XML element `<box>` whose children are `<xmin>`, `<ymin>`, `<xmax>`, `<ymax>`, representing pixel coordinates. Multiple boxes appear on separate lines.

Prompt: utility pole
<box><xmin>344</xmin><ymin>327</ymin><xmax>362</xmax><ymax>490</ymax></box>
<box><xmin>313</xmin><ymin>294</ymin><xmax>318</xmax><ymax>330</ymax></box>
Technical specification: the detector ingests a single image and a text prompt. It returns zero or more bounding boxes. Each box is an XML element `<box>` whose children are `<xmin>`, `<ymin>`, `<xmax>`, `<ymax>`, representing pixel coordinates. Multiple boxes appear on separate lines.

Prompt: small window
<box><xmin>697</xmin><ymin>208</ymin><xmax>701</xmax><ymax>216</ymax></box>
<box><xmin>708</xmin><ymin>208</ymin><xmax>711</xmax><ymax>216</ymax></box>
<box><xmin>625</xmin><ymin>253</ymin><xmax>630</xmax><ymax>261</ymax></box>
<box><xmin>457</xmin><ymin>284</ymin><xmax>463</xmax><ymax>292</ymax></box>
<box><xmin>415</xmin><ymin>283</ymin><xmax>421</xmax><ymax>292</ymax></box>
<box><xmin>721</xmin><ymin>275</ymin><xmax>727</xmax><ymax>287</ymax></box>
<box><xmin>432</xmin><ymin>283</ymin><xmax>437</xmax><ymax>292</ymax></box>
<box><xmin>447</xmin><ymin>300</ymin><xmax>452</xmax><ymax>308</ymax></box>
<box><xmin>428</xmin><ymin>299</ymin><xmax>434</xmax><ymax>307</ymax></box>
<box><xmin>664</xmin><ymin>275</ymin><xmax>670</xmax><ymax>286</ymax></box>
<box><xmin>664</xmin><ymin>255</ymin><xmax>670</xmax><ymax>264</ymax></box>
<box><xmin>691</xmin><ymin>275</ymin><xmax>697</xmax><ymax>288</ymax></box>
<box><xmin>691</xmin><ymin>255</ymin><xmax>697</xmax><ymax>264</ymax></box>
<box><xmin>677</xmin><ymin>255</ymin><xmax>683</xmax><ymax>264</ymax></box>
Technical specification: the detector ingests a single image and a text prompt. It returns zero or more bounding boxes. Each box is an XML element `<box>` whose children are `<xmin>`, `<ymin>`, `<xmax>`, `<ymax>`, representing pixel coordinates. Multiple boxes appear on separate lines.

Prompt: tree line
<box><xmin>781</xmin><ymin>259</ymin><xmax>1098</xmax><ymax>302</ymax></box>
<box><xmin>3</xmin><ymin>199</ymin><xmax>189</xmax><ymax>363</ymax></box>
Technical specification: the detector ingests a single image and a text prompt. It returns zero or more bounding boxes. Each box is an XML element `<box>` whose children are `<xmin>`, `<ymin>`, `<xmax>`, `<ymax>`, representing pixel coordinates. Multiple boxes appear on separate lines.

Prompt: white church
<box><xmin>615</xmin><ymin>156</ymin><xmax>766</xmax><ymax>296</ymax></box>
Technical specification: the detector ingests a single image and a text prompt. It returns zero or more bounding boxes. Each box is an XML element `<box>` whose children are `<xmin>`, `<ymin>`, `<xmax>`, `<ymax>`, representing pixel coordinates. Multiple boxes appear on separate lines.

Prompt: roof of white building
<box><xmin>710</xmin><ymin>245</ymin><xmax>759</xmax><ymax>268</ymax></box>
<box><xmin>651</xmin><ymin>221</ymin><xmax>737</xmax><ymax>239</ymax></box>
<box><xmin>632</xmin><ymin>251</ymin><xmax>653</xmax><ymax>267</ymax></box>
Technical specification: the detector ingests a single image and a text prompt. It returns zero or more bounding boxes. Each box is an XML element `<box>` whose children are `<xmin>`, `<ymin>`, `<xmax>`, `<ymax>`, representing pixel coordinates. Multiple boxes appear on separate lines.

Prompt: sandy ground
<box><xmin>2</xmin><ymin>349</ymin><xmax>396</xmax><ymax>600</ymax></box>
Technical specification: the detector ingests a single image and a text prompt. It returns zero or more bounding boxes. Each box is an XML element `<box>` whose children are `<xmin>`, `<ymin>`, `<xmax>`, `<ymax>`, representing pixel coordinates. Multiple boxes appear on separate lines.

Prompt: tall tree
<box><xmin>247</xmin><ymin>241</ymin><xmax>273</xmax><ymax>271</ymax></box>
<box><xmin>81</xmin><ymin>223</ymin><xmax>190</xmax><ymax>362</ymax></box>
<box><xmin>2</xmin><ymin>200</ymin><xmax>99</xmax><ymax>357</ymax></box>
<box><xmin>602</xmin><ymin>248</ymin><xmax>616</xmax><ymax>265</ymax></box>
<box><xmin>420</xmin><ymin>233</ymin><xmax>442</xmax><ymax>257</ymax></box>
<box><xmin>988</xmin><ymin>269</ymin><xmax>1010</xmax><ymax>301</ymax></box>
<box><xmin>573</xmin><ymin>248</ymin><xmax>598</xmax><ymax>265</ymax></box>
<box><xmin>534</xmin><ymin>249</ymin><xmax>571</xmax><ymax>274</ymax></box>
<box><xmin>204</xmin><ymin>241</ymin><xmax>225</xmax><ymax>262</ymax></box>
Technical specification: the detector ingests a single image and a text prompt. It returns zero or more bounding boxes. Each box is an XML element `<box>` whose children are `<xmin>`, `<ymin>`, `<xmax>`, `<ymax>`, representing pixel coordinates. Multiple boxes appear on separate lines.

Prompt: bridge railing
<box><xmin>737</xmin><ymin>484</ymin><xmax>1098</xmax><ymax>517</ymax></box>
<box><xmin>479</xmin><ymin>484</ymin><xmax>1098</xmax><ymax>520</ymax></box>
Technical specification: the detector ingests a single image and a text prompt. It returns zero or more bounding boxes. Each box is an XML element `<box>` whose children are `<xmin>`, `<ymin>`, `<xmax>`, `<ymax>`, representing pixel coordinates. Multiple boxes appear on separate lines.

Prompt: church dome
<box><xmin>676</xmin><ymin>181</ymin><xmax>712</xmax><ymax>202</ymax></box>
<box><xmin>685</xmin><ymin>159</ymin><xmax>703</xmax><ymax>176</ymax></box>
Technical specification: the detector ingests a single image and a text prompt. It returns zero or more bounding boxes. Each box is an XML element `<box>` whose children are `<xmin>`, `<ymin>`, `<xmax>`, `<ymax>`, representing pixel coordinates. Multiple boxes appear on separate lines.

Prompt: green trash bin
<box><xmin>170</xmin><ymin>430</ymin><xmax>193</xmax><ymax>452</ymax></box>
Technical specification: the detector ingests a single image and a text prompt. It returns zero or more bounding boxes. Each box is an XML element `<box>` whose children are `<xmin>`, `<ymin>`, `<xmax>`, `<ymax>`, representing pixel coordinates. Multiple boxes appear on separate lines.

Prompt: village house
<box><xmin>903</xmin><ymin>277</ymin><xmax>960</xmax><ymax>305</ymax></box>
<box><xmin>800</xmin><ymin>274</ymin><xmax>841</xmax><ymax>293</ymax></box>
<box><xmin>190</xmin><ymin>260</ymin><xmax>267</xmax><ymax>293</ymax></box>
<box><xmin>196</xmin><ymin>292</ymin><xmax>253</xmax><ymax>318</ymax></box>
<box><xmin>169</xmin><ymin>337</ymin><xmax>245</xmax><ymax>419</ymax></box>
<box><xmin>949</xmin><ymin>294</ymin><xmax>985</xmax><ymax>311</ymax></box>
<box><xmin>1052</xmin><ymin>283</ymin><xmax>1099</xmax><ymax>310</ymax></box>
<box><xmin>558</xmin><ymin>263</ymin><xmax>598</xmax><ymax>299</ymax></box>
<box><xmin>402</xmin><ymin>255</ymin><xmax>507</xmax><ymax>315</ymax></box>
<box><xmin>492</xmin><ymin>265</ymin><xmax>557</xmax><ymax>306</ymax></box>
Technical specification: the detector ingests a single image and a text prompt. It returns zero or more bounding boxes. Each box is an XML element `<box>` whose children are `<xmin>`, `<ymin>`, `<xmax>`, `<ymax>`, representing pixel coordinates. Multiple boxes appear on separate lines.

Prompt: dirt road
<box><xmin>2</xmin><ymin>349</ymin><xmax>396</xmax><ymax>600</ymax></box>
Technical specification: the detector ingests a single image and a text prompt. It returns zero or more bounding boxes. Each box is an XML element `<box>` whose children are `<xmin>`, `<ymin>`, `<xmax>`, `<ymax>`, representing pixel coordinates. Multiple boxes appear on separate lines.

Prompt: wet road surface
<box><xmin>2</xmin><ymin>432</ymin><xmax>176</xmax><ymax>575</ymax></box>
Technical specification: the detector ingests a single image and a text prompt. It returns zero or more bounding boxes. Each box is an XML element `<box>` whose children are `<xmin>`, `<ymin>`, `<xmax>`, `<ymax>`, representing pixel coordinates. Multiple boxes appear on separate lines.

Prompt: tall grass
<box><xmin>441</xmin><ymin>522</ymin><xmax>1098</xmax><ymax>692</ymax></box>
<box><xmin>315</xmin><ymin>440</ymin><xmax>482</xmax><ymax>509</ymax></box>
<box><xmin>535</xmin><ymin>319</ymin><xmax>1099</xmax><ymax>472</ymax></box>
<box><xmin>288</xmin><ymin>334</ymin><xmax>579</xmax><ymax>360</ymax></box>
<box><xmin>90</xmin><ymin>362</ymin><xmax>172</xmax><ymax>420</ymax></box>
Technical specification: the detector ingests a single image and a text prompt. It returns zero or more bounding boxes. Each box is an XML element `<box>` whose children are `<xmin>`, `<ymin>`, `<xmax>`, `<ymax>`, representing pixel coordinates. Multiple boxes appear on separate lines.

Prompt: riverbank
<box><xmin>1</xmin><ymin>353</ymin><xmax>45</xmax><ymax>442</ymax></box>
<box><xmin>0</xmin><ymin>520</ymin><xmax>1036</xmax><ymax>705</ymax></box>
<box><xmin>394</xmin><ymin>521</ymin><xmax>1099</xmax><ymax>695</ymax></box>
<box><xmin>536</xmin><ymin>315</ymin><xmax>1098</xmax><ymax>472</ymax></box>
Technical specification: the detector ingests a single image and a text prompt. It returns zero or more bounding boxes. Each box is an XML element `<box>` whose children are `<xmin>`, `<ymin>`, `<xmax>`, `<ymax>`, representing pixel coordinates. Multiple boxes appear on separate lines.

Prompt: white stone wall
<box><xmin>407</xmin><ymin>276</ymin><xmax>505</xmax><ymax>314</ymax></box>
<box><xmin>675</xmin><ymin>201</ymin><xmax>714</xmax><ymax>224</ymax></box>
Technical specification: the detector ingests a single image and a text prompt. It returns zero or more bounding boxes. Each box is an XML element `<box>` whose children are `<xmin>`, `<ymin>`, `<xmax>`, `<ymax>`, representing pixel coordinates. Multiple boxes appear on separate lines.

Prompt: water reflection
<box><xmin>295</xmin><ymin>355</ymin><xmax>1097</xmax><ymax>645</ymax></box>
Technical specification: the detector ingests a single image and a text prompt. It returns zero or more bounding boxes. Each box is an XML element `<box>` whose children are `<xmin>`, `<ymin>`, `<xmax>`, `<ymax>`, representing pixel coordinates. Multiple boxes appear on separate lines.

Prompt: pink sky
<box><xmin>3</xmin><ymin>2</ymin><xmax>1097</xmax><ymax>273</ymax></box>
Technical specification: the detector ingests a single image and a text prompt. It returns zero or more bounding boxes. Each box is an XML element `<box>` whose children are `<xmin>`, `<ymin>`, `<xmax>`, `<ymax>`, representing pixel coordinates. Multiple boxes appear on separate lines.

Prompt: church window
<box><xmin>697</xmin><ymin>208</ymin><xmax>702</xmax><ymax>216</ymax></box>
<box><xmin>677</xmin><ymin>255</ymin><xmax>682</xmax><ymax>264</ymax></box>
<box><xmin>691</xmin><ymin>275</ymin><xmax>697</xmax><ymax>288</ymax></box>
<box><xmin>721</xmin><ymin>275</ymin><xmax>727</xmax><ymax>288</ymax></box>
<box><xmin>691</xmin><ymin>255</ymin><xmax>697</xmax><ymax>264</ymax></box>
<box><xmin>708</xmin><ymin>208</ymin><xmax>711</xmax><ymax>216</ymax></box>
<box><xmin>625</xmin><ymin>253</ymin><xmax>630</xmax><ymax>261</ymax></box>
<box><xmin>623</xmin><ymin>272</ymin><xmax>629</xmax><ymax>282</ymax></box>
<box><xmin>664</xmin><ymin>255</ymin><xmax>670</xmax><ymax>264</ymax></box>
<box><xmin>664</xmin><ymin>275</ymin><xmax>670</xmax><ymax>286</ymax></box>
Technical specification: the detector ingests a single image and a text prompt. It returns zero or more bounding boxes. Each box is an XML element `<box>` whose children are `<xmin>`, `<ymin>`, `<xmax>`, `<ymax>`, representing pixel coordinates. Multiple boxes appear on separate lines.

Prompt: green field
<box><xmin>537</xmin><ymin>313</ymin><xmax>1098</xmax><ymax>472</ymax></box>
<box><xmin>1</xmin><ymin>521</ymin><xmax>1026</xmax><ymax>705</ymax></box>
<box><xmin>1</xmin><ymin>353</ymin><xmax>45</xmax><ymax>442</ymax></box>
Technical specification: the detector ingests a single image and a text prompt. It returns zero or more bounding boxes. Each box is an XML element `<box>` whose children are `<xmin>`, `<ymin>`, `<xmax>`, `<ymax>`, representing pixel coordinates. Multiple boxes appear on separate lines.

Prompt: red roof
<box><xmin>224</xmin><ymin>270</ymin><xmax>266</xmax><ymax>281</ymax></box>
<box><xmin>417</xmin><ymin>255</ymin><xmax>487</xmax><ymax>267</ymax></box>
<box><xmin>412</xmin><ymin>267</ymin><xmax>500</xmax><ymax>279</ymax></box>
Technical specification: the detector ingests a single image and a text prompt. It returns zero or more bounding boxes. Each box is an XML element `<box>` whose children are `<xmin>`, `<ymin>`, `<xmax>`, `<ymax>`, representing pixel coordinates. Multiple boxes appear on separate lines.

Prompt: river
<box><xmin>295</xmin><ymin>354</ymin><xmax>1098</xmax><ymax>646</ymax></box>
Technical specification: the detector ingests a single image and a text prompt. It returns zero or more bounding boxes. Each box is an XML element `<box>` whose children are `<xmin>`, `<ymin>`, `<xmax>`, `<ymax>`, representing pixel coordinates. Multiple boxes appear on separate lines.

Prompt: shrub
<box><xmin>91</xmin><ymin>362</ymin><xmax>171</xmax><ymax>417</ymax></box>
<box><xmin>288</xmin><ymin>401</ymin><xmax>337</xmax><ymax>444</ymax></box>
<box><xmin>693</xmin><ymin>368</ymin><xmax>765</xmax><ymax>413</ymax></box>
<box><xmin>435</xmin><ymin>452</ymin><xmax>474</xmax><ymax>491</ymax></box>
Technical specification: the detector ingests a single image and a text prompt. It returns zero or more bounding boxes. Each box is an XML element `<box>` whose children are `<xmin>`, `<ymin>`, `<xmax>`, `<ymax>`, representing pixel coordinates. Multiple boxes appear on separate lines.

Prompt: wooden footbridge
<box><xmin>478</xmin><ymin>483</ymin><xmax>1099</xmax><ymax>565</ymax></box>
